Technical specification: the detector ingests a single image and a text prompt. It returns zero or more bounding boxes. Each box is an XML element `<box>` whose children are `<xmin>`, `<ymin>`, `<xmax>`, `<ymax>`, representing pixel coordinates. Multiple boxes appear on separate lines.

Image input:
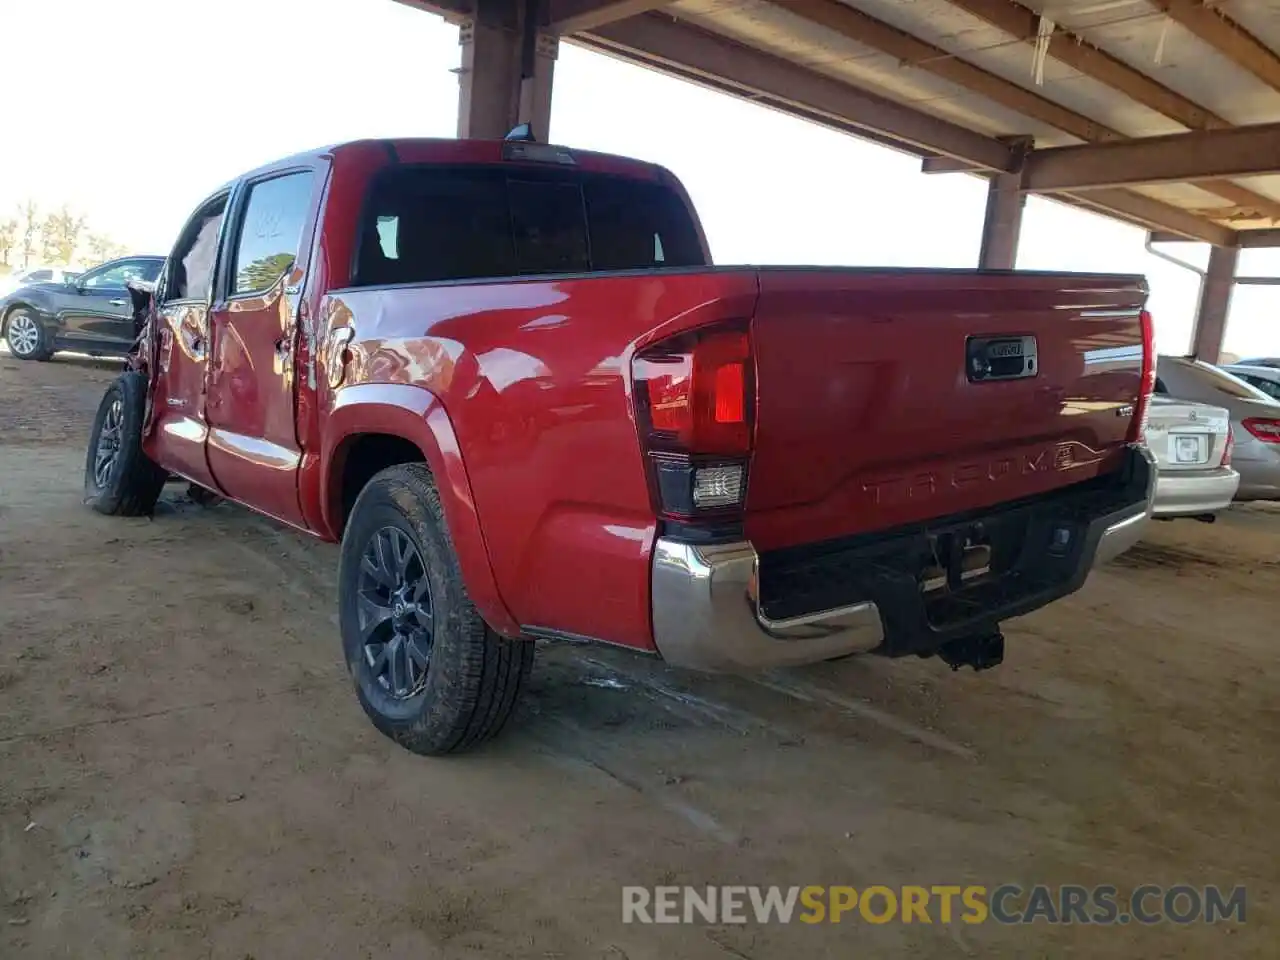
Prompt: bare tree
<box><xmin>41</xmin><ymin>205</ymin><xmax>89</xmax><ymax>264</ymax></box>
<box><xmin>85</xmin><ymin>232</ymin><xmax>128</xmax><ymax>267</ymax></box>
<box><xmin>0</xmin><ymin>218</ymin><xmax>17</xmax><ymax>269</ymax></box>
<box><xmin>17</xmin><ymin>200</ymin><xmax>40</xmax><ymax>268</ymax></box>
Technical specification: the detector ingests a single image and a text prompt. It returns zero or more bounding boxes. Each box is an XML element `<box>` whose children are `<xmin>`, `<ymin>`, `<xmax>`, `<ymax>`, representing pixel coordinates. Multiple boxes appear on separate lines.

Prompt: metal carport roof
<box><xmin>407</xmin><ymin>0</ymin><xmax>1280</xmax><ymax>248</ymax></box>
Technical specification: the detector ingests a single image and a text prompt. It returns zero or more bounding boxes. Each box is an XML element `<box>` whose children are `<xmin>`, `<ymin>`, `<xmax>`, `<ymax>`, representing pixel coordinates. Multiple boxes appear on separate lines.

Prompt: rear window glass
<box><xmin>352</xmin><ymin>165</ymin><xmax>705</xmax><ymax>286</ymax></box>
<box><xmin>1192</xmin><ymin>362</ymin><xmax>1273</xmax><ymax>401</ymax></box>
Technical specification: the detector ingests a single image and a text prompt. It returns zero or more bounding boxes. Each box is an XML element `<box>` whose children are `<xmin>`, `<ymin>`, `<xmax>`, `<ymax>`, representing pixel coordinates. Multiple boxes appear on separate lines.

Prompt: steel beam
<box><xmin>922</xmin><ymin>156</ymin><xmax>979</xmax><ymax>175</ymax></box>
<box><xmin>582</xmin><ymin>14</ymin><xmax>1014</xmax><ymax>168</ymax></box>
<box><xmin>1238</xmin><ymin>229</ymin><xmax>1280</xmax><ymax>248</ymax></box>
<box><xmin>923</xmin><ymin>163</ymin><xmax>1235</xmax><ymax>244</ymax></box>
<box><xmin>1190</xmin><ymin>245</ymin><xmax>1239</xmax><ymax>364</ymax></box>
<box><xmin>1022</xmin><ymin>123</ymin><xmax>1280</xmax><ymax>191</ymax></box>
<box><xmin>549</xmin><ymin>0</ymin><xmax>671</xmax><ymax>33</ymax></box>
<box><xmin>948</xmin><ymin>0</ymin><xmax>1222</xmax><ymax>131</ymax></box>
<box><xmin>1059</xmin><ymin>190</ymin><xmax>1236</xmax><ymax>247</ymax></box>
<box><xmin>1151</xmin><ymin>0</ymin><xmax>1280</xmax><ymax>94</ymax></box>
<box><xmin>942</xmin><ymin>0</ymin><xmax>1280</xmax><ymax>221</ymax></box>
<box><xmin>1148</xmin><ymin>230</ymin><xmax>1194</xmax><ymax>245</ymax></box>
<box><xmin>784</xmin><ymin>0</ymin><xmax>1280</xmax><ymax>221</ymax></box>
<box><xmin>778</xmin><ymin>0</ymin><xmax>1120</xmax><ymax>144</ymax></box>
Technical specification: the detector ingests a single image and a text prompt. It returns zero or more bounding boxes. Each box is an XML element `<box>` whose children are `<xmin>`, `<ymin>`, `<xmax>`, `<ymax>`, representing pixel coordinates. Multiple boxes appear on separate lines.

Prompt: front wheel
<box><xmin>4</xmin><ymin>308</ymin><xmax>52</xmax><ymax>361</ymax></box>
<box><xmin>83</xmin><ymin>372</ymin><xmax>168</xmax><ymax>516</ymax></box>
<box><xmin>338</xmin><ymin>463</ymin><xmax>535</xmax><ymax>755</ymax></box>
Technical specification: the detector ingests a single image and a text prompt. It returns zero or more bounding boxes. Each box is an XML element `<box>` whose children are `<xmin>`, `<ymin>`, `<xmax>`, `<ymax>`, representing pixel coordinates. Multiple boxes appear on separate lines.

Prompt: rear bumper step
<box><xmin>650</xmin><ymin>444</ymin><xmax>1155</xmax><ymax>672</ymax></box>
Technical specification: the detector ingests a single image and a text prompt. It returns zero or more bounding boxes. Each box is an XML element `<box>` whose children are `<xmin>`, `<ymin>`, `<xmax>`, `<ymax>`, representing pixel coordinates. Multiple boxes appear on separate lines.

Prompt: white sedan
<box><xmin>0</xmin><ymin>265</ymin><xmax>82</xmax><ymax>297</ymax></box>
<box><xmin>1146</xmin><ymin>395</ymin><xmax>1239</xmax><ymax>521</ymax></box>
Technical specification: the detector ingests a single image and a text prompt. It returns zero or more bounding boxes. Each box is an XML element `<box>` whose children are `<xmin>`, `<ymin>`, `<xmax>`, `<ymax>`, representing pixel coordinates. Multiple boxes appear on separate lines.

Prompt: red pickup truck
<box><xmin>85</xmin><ymin>133</ymin><xmax>1156</xmax><ymax>755</ymax></box>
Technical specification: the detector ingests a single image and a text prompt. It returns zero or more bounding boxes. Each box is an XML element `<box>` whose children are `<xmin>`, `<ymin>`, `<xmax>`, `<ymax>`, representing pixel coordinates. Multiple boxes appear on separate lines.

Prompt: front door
<box><xmin>144</xmin><ymin>195</ymin><xmax>230</xmax><ymax>492</ymax></box>
<box><xmin>60</xmin><ymin>258</ymin><xmax>161</xmax><ymax>351</ymax></box>
<box><xmin>204</xmin><ymin>169</ymin><xmax>318</xmax><ymax>529</ymax></box>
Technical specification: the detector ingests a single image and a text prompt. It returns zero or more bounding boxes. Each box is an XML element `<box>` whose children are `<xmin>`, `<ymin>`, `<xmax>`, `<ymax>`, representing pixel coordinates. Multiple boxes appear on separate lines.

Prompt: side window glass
<box><xmin>25</xmin><ymin>269</ymin><xmax>52</xmax><ymax>282</ymax></box>
<box><xmin>164</xmin><ymin>195</ymin><xmax>229</xmax><ymax>303</ymax></box>
<box><xmin>1153</xmin><ymin>377</ymin><xmax>1168</xmax><ymax>395</ymax></box>
<box><xmin>82</xmin><ymin>261</ymin><xmax>151</xmax><ymax>289</ymax></box>
<box><xmin>231</xmin><ymin>172</ymin><xmax>313</xmax><ymax>296</ymax></box>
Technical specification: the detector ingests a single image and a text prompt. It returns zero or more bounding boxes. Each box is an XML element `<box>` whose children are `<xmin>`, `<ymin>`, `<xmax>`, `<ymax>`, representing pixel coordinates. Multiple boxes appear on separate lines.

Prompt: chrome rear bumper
<box><xmin>650</xmin><ymin>446</ymin><xmax>1155</xmax><ymax>673</ymax></box>
<box><xmin>650</xmin><ymin>539</ymin><xmax>884</xmax><ymax>672</ymax></box>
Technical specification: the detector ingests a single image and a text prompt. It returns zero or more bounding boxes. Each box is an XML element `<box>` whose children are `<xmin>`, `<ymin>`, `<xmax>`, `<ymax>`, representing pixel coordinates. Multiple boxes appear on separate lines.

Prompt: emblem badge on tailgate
<box><xmin>966</xmin><ymin>335</ymin><xmax>1038</xmax><ymax>382</ymax></box>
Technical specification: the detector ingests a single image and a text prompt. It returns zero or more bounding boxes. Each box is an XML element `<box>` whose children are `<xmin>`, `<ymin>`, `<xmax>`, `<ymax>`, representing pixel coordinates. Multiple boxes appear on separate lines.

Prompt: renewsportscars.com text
<box><xmin>622</xmin><ymin>884</ymin><xmax>1246</xmax><ymax>925</ymax></box>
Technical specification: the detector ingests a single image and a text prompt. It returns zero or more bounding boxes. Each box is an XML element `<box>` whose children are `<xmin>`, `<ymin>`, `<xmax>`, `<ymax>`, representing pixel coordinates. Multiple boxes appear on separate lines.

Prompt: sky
<box><xmin>2</xmin><ymin>0</ymin><xmax>1277</xmax><ymax>357</ymax></box>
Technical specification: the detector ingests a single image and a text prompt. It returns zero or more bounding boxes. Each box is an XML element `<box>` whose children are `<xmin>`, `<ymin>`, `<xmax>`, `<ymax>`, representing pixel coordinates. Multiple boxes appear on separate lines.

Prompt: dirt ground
<box><xmin>1</xmin><ymin>346</ymin><xmax>1277</xmax><ymax>959</ymax></box>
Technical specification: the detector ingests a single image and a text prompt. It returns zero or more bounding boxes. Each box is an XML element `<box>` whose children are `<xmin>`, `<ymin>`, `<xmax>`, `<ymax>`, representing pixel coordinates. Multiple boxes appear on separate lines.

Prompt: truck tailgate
<box><xmin>745</xmin><ymin>268</ymin><xmax>1147</xmax><ymax>552</ymax></box>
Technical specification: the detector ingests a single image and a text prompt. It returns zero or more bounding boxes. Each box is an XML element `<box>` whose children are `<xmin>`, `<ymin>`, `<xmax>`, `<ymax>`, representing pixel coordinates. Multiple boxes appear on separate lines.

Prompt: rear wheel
<box><xmin>83</xmin><ymin>372</ymin><xmax>168</xmax><ymax>516</ymax></box>
<box><xmin>4</xmin><ymin>308</ymin><xmax>52</xmax><ymax>361</ymax></box>
<box><xmin>339</xmin><ymin>463</ymin><xmax>534</xmax><ymax>755</ymax></box>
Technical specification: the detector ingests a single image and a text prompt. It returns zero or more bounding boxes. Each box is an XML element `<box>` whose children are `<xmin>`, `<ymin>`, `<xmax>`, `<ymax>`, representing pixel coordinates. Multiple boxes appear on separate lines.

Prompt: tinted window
<box><xmin>353</xmin><ymin>165</ymin><xmax>705</xmax><ymax>286</ymax></box>
<box><xmin>1243</xmin><ymin>374</ymin><xmax>1280</xmax><ymax>400</ymax></box>
<box><xmin>82</xmin><ymin>260</ymin><xmax>160</xmax><ymax>289</ymax></box>
<box><xmin>231</xmin><ymin>172</ymin><xmax>313</xmax><ymax>296</ymax></box>
<box><xmin>24</xmin><ymin>269</ymin><xmax>52</xmax><ymax>282</ymax></box>
<box><xmin>1192</xmin><ymin>362</ymin><xmax>1273</xmax><ymax>401</ymax></box>
<box><xmin>509</xmin><ymin>179</ymin><xmax>590</xmax><ymax>274</ymax></box>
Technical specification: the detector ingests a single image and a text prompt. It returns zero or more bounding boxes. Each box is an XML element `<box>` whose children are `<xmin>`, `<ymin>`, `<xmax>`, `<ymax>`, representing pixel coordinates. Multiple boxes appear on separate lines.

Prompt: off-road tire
<box><xmin>4</xmin><ymin>307</ymin><xmax>53</xmax><ymax>361</ymax></box>
<box><xmin>339</xmin><ymin>463</ymin><xmax>535</xmax><ymax>755</ymax></box>
<box><xmin>83</xmin><ymin>372</ymin><xmax>168</xmax><ymax>516</ymax></box>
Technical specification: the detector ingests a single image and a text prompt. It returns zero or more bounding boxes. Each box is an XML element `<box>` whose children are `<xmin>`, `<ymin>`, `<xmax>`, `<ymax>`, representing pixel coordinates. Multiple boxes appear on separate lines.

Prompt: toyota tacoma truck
<box><xmin>84</xmin><ymin>133</ymin><xmax>1156</xmax><ymax>755</ymax></box>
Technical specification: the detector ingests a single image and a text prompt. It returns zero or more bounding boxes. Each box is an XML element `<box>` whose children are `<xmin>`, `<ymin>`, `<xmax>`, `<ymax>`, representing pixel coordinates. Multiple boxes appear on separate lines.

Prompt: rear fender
<box><xmin>317</xmin><ymin>382</ymin><xmax>521</xmax><ymax>637</ymax></box>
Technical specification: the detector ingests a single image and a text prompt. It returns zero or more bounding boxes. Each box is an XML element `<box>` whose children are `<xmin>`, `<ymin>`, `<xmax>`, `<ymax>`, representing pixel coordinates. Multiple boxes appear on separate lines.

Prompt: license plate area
<box><xmin>1170</xmin><ymin>433</ymin><xmax>1209</xmax><ymax>465</ymax></box>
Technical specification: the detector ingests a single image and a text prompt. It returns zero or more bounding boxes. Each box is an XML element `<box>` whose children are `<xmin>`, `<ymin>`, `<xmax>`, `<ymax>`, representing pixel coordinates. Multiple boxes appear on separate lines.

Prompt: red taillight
<box><xmin>1242</xmin><ymin>418</ymin><xmax>1280</xmax><ymax>443</ymax></box>
<box><xmin>633</xmin><ymin>326</ymin><xmax>752</xmax><ymax>456</ymax></box>
<box><xmin>633</xmin><ymin>324</ymin><xmax>754</xmax><ymax>520</ymax></box>
<box><xmin>1221</xmin><ymin>429</ymin><xmax>1234</xmax><ymax>466</ymax></box>
<box><xmin>1129</xmin><ymin>308</ymin><xmax>1156</xmax><ymax>444</ymax></box>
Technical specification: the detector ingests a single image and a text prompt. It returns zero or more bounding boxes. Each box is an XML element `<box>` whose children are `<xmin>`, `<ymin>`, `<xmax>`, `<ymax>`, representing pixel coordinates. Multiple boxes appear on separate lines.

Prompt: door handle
<box><xmin>109</xmin><ymin>299</ymin><xmax>127</xmax><ymax>306</ymax></box>
<box><xmin>326</xmin><ymin>326</ymin><xmax>355</xmax><ymax>388</ymax></box>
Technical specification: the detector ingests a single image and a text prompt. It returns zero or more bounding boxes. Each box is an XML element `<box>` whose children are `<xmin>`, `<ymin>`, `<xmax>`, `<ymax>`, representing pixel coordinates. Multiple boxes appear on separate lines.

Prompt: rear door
<box><xmin>204</xmin><ymin>167</ymin><xmax>319</xmax><ymax>529</ymax></box>
<box><xmin>746</xmin><ymin>269</ymin><xmax>1148</xmax><ymax>550</ymax></box>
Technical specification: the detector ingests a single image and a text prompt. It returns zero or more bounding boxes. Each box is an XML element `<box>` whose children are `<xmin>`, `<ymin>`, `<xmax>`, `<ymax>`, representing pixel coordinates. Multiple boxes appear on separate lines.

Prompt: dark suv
<box><xmin>2</xmin><ymin>255</ymin><xmax>164</xmax><ymax>360</ymax></box>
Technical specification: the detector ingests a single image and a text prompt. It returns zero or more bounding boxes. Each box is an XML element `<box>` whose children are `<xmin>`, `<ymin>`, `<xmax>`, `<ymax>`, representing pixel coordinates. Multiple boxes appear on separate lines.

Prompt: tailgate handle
<box><xmin>966</xmin><ymin>335</ymin><xmax>1037</xmax><ymax>383</ymax></box>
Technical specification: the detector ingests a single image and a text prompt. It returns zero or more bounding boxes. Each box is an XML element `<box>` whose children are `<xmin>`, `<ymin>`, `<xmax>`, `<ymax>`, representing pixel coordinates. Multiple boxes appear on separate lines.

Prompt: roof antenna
<box><xmin>505</xmin><ymin>123</ymin><xmax>536</xmax><ymax>142</ymax></box>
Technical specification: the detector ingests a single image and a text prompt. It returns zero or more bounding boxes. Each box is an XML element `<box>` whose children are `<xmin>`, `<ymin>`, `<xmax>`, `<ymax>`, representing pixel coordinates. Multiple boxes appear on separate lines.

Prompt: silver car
<box><xmin>1146</xmin><ymin>396</ymin><xmax>1238</xmax><ymax>519</ymax></box>
<box><xmin>1224</xmin><ymin>363</ymin><xmax>1280</xmax><ymax>402</ymax></box>
<box><xmin>1155</xmin><ymin>356</ymin><xmax>1280</xmax><ymax>501</ymax></box>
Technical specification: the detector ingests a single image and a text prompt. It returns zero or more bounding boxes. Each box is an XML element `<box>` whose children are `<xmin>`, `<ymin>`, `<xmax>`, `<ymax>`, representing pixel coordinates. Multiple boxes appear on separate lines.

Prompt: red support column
<box><xmin>1190</xmin><ymin>245</ymin><xmax>1239</xmax><ymax>363</ymax></box>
